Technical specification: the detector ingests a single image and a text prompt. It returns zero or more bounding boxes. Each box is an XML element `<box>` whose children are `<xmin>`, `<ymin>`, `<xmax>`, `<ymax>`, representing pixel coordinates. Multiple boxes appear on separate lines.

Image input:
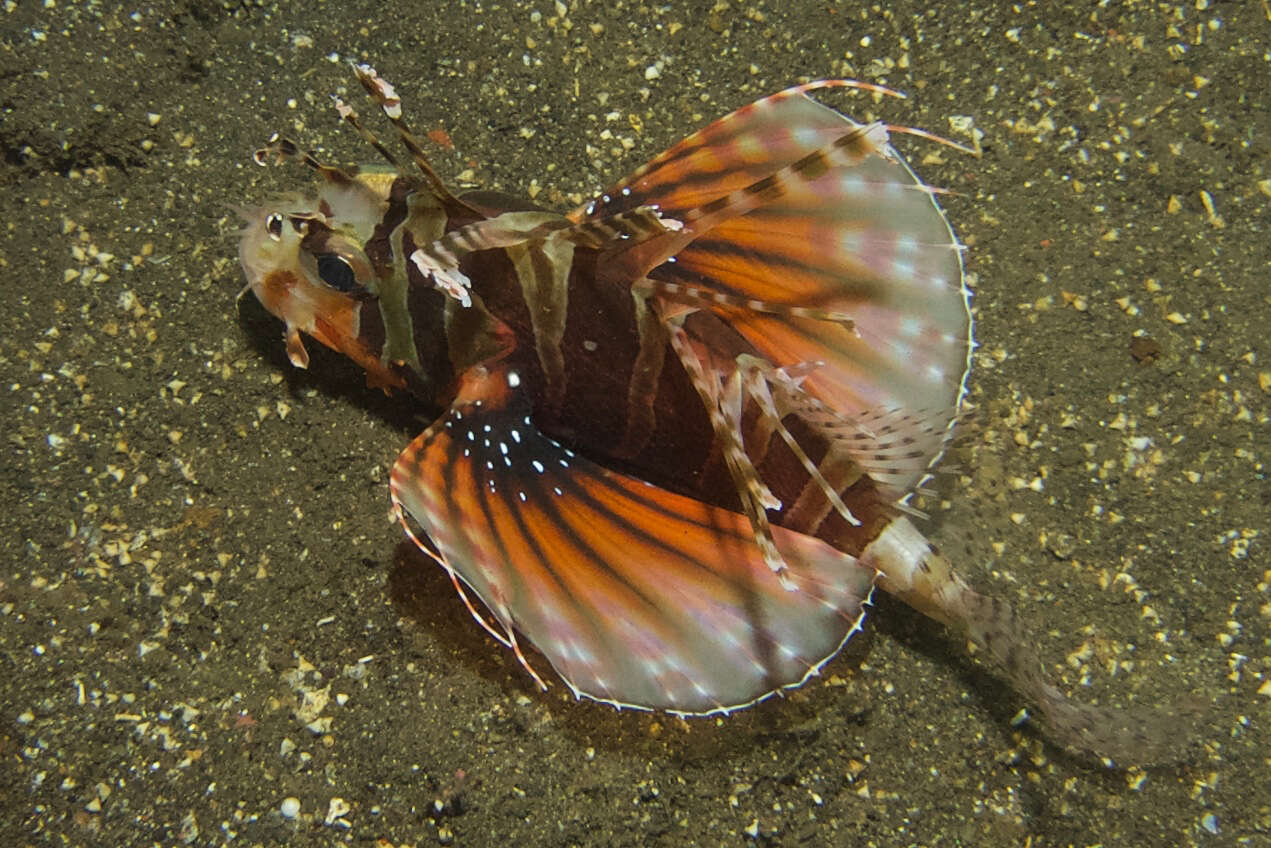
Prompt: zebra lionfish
<box><xmin>238</xmin><ymin>64</ymin><xmax>1195</xmax><ymax>764</ymax></box>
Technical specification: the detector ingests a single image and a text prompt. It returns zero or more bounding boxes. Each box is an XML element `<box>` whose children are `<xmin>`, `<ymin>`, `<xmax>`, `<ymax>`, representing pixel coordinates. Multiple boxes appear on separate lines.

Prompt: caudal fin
<box><xmin>863</xmin><ymin>515</ymin><xmax>1202</xmax><ymax>765</ymax></box>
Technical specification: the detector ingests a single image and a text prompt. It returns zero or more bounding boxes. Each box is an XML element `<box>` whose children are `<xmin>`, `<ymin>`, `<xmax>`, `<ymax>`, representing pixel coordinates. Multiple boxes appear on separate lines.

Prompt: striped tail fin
<box><xmin>862</xmin><ymin>516</ymin><xmax>1202</xmax><ymax>765</ymax></box>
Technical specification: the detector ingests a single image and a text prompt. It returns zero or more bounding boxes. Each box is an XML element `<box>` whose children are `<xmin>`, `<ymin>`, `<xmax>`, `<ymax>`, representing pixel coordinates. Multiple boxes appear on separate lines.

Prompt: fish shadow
<box><xmin>235</xmin><ymin>295</ymin><xmax>438</xmax><ymax>434</ymax></box>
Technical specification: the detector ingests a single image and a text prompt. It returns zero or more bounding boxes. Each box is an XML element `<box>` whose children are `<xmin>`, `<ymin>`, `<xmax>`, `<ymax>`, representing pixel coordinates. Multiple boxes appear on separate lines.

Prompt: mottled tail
<box><xmin>862</xmin><ymin>516</ymin><xmax>1202</xmax><ymax>765</ymax></box>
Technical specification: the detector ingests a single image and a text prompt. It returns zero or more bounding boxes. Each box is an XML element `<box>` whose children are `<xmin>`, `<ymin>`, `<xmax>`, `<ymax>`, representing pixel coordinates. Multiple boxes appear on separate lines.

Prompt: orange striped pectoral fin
<box><xmin>574</xmin><ymin>82</ymin><xmax>971</xmax><ymax>499</ymax></box>
<box><xmin>389</xmin><ymin>363</ymin><xmax>878</xmax><ymax>715</ymax></box>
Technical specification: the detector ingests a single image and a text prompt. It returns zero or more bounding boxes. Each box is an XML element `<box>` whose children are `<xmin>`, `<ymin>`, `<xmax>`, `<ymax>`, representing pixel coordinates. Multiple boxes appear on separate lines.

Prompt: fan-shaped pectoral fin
<box><xmin>388</xmin><ymin>362</ymin><xmax>877</xmax><ymax>714</ymax></box>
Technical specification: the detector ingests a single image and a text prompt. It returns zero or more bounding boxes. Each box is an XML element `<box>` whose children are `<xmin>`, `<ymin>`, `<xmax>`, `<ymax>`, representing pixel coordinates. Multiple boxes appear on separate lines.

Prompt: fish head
<box><xmin>237</xmin><ymin>172</ymin><xmax>414</xmax><ymax>392</ymax></box>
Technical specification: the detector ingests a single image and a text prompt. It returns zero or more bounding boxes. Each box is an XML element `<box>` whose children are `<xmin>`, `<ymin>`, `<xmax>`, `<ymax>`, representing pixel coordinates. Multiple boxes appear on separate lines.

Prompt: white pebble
<box><xmin>279</xmin><ymin>797</ymin><xmax>300</xmax><ymax>819</ymax></box>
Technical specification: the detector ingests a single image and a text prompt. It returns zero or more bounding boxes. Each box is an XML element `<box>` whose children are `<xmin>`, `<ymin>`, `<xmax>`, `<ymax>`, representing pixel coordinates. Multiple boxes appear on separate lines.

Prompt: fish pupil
<box><xmin>315</xmin><ymin>252</ymin><xmax>359</xmax><ymax>292</ymax></box>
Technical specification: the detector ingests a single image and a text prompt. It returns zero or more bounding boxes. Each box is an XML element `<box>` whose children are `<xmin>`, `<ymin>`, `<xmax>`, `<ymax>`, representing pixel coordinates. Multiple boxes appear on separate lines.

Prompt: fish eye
<box><xmin>314</xmin><ymin>252</ymin><xmax>360</xmax><ymax>293</ymax></box>
<box><xmin>265</xmin><ymin>213</ymin><xmax>284</xmax><ymax>240</ymax></box>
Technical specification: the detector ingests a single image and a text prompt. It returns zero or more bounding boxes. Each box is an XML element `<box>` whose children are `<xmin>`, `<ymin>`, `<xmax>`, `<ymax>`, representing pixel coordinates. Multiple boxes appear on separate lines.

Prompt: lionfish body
<box><xmin>239</xmin><ymin>65</ymin><xmax>1189</xmax><ymax>763</ymax></box>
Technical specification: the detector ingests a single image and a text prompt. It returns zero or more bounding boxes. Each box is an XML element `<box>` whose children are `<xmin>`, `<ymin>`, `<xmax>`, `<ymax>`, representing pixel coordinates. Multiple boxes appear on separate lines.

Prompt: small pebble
<box><xmin>280</xmin><ymin>797</ymin><xmax>300</xmax><ymax>819</ymax></box>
